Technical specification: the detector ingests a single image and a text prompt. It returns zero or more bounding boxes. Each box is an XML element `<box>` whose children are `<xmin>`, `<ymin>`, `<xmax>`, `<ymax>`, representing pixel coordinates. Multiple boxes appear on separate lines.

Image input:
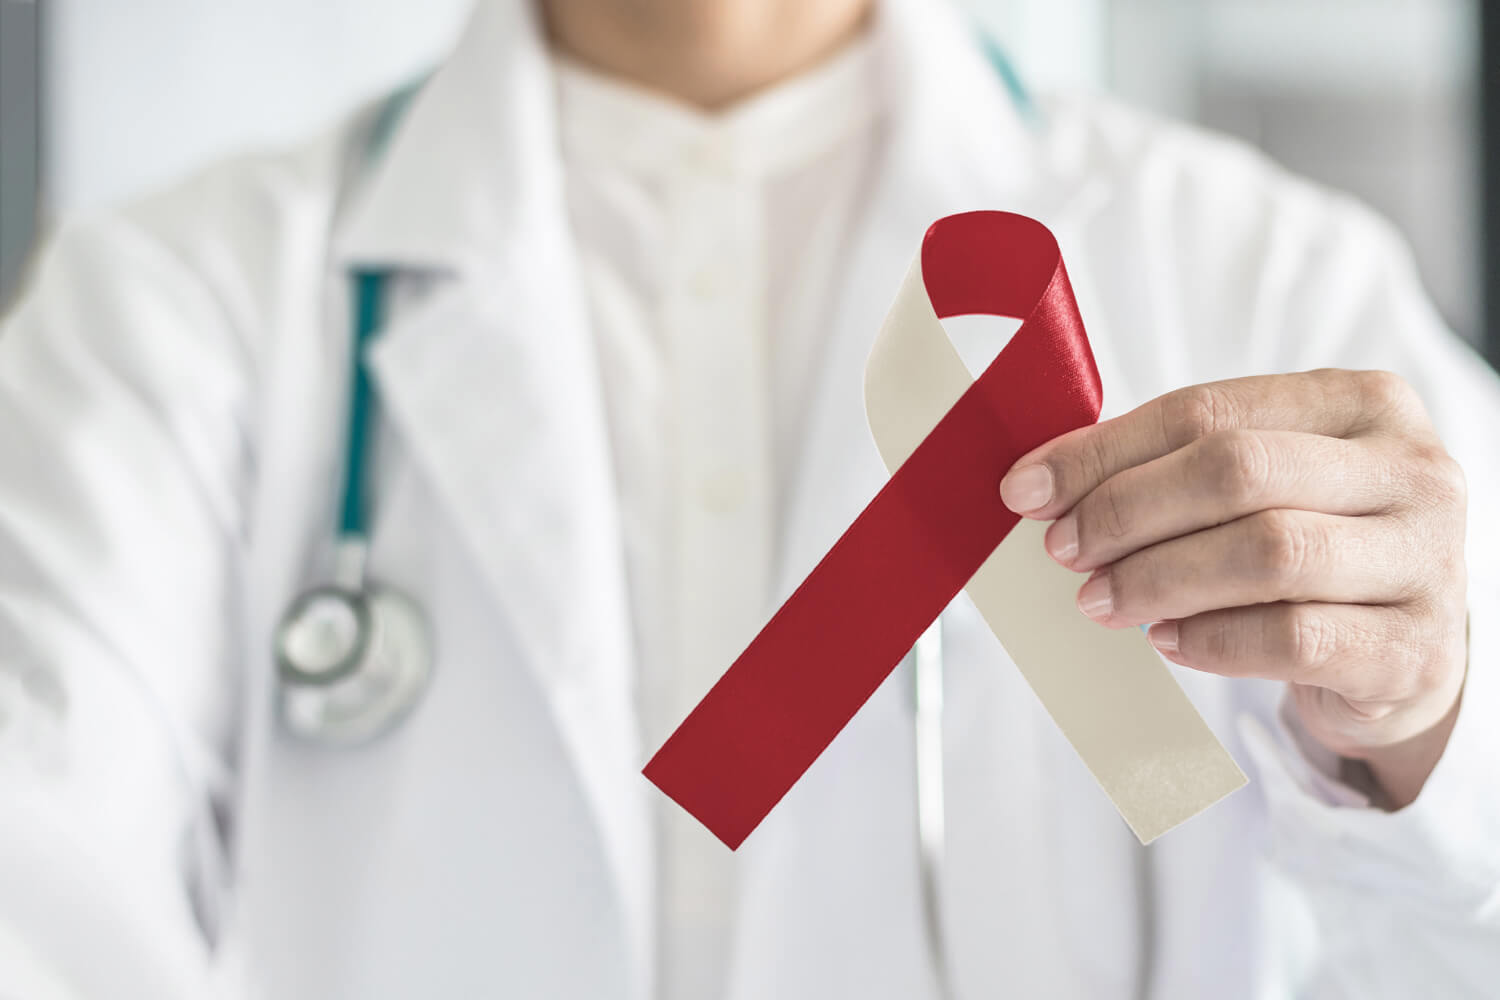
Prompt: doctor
<box><xmin>1</xmin><ymin>0</ymin><xmax>1498</xmax><ymax>996</ymax></box>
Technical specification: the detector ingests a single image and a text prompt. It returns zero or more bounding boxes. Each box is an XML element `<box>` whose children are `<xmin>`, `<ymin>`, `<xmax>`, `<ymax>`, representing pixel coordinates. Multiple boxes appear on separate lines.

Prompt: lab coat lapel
<box><xmin>333</xmin><ymin>3</ymin><xmax>652</xmax><ymax>994</ymax></box>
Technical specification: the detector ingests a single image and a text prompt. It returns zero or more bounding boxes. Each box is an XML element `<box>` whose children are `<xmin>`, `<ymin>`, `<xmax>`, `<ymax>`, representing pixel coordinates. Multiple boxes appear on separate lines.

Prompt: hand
<box><xmin>999</xmin><ymin>370</ymin><xmax>1468</xmax><ymax>808</ymax></box>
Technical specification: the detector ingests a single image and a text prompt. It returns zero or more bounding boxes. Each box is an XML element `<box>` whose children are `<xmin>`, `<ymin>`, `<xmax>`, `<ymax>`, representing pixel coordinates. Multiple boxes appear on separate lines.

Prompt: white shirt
<box><xmin>553</xmin><ymin>37</ymin><xmax>885</xmax><ymax>1000</ymax></box>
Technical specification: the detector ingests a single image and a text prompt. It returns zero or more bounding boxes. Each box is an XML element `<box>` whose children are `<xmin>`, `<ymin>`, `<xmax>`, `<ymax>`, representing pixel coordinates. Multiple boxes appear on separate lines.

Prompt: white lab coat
<box><xmin>2</xmin><ymin>1</ymin><xmax>1498</xmax><ymax>997</ymax></box>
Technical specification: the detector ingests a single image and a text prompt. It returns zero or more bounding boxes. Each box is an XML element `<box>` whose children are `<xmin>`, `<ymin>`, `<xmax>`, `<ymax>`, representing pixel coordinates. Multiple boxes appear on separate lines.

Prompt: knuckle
<box><xmin>1051</xmin><ymin>429</ymin><xmax>1113</xmax><ymax>506</ymax></box>
<box><xmin>1197</xmin><ymin>615</ymin><xmax>1235</xmax><ymax>664</ymax></box>
<box><xmin>1077</xmin><ymin>439</ymin><xmax>1116</xmax><ymax>499</ymax></box>
<box><xmin>1440</xmin><ymin>532</ymin><xmax>1469</xmax><ymax>592</ymax></box>
<box><xmin>1282</xmin><ymin>606</ymin><xmax>1335</xmax><ymax>677</ymax></box>
<box><xmin>1390</xmin><ymin>534</ymin><xmax>1435</xmax><ymax>602</ymax></box>
<box><xmin>1396</xmin><ymin>604</ymin><xmax>1463</xmax><ymax>698</ymax></box>
<box><xmin>1406</xmin><ymin>638</ymin><xmax>1446</xmax><ymax>699</ymax></box>
<box><xmin>1396</xmin><ymin>441</ymin><xmax>1468</xmax><ymax>538</ymax></box>
<box><xmin>1199</xmin><ymin>430</ymin><xmax>1270</xmax><ymax>507</ymax></box>
<box><xmin>1250</xmin><ymin>510</ymin><xmax>1314</xmax><ymax>587</ymax></box>
<box><xmin>1417</xmin><ymin>449</ymin><xmax>1468</xmax><ymax>509</ymax></box>
<box><xmin>1162</xmin><ymin>385</ymin><xmax>1227</xmax><ymax>447</ymax></box>
<box><xmin>1355</xmin><ymin>369</ymin><xmax>1422</xmax><ymax>421</ymax></box>
<box><xmin>1085</xmin><ymin>480</ymin><xmax>1132</xmax><ymax>543</ymax></box>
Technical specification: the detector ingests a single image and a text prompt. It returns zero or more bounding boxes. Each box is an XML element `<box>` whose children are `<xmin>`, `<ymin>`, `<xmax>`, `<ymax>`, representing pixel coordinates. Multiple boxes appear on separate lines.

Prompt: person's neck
<box><xmin>538</xmin><ymin>0</ymin><xmax>874</xmax><ymax>110</ymax></box>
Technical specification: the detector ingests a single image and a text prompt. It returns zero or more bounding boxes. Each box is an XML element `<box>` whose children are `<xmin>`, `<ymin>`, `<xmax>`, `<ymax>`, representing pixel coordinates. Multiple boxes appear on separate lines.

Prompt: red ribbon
<box><xmin>643</xmin><ymin>211</ymin><xmax>1103</xmax><ymax>848</ymax></box>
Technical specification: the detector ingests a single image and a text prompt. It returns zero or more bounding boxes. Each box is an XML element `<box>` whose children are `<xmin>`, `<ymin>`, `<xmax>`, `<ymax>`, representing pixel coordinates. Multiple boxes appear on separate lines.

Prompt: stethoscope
<box><xmin>266</xmin><ymin>39</ymin><xmax>1141</xmax><ymax>1000</ymax></box>
<box><xmin>273</xmin><ymin>268</ymin><xmax>432</xmax><ymax>746</ymax></box>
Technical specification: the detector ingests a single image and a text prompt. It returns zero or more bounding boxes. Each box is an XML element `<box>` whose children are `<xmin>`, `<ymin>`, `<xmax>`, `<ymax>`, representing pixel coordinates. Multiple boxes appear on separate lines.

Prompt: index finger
<box><xmin>998</xmin><ymin>369</ymin><xmax>1414</xmax><ymax>520</ymax></box>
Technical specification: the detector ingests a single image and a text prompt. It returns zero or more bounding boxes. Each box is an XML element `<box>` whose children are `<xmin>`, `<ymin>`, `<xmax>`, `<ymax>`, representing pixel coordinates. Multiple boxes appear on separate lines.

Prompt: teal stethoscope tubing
<box><xmin>339</xmin><ymin>270</ymin><xmax>386</xmax><ymax>542</ymax></box>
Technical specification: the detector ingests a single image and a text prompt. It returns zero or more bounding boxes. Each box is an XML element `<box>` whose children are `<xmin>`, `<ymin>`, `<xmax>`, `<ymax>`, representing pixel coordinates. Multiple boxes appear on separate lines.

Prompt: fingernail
<box><xmin>1148</xmin><ymin>622</ymin><xmax>1179</xmax><ymax>654</ymax></box>
<box><xmin>1046</xmin><ymin>515</ymin><xmax>1079</xmax><ymax>564</ymax></box>
<box><xmin>1077</xmin><ymin>574</ymin><xmax>1113</xmax><ymax>620</ymax></box>
<box><xmin>1000</xmin><ymin>464</ymin><xmax>1053</xmax><ymax>513</ymax></box>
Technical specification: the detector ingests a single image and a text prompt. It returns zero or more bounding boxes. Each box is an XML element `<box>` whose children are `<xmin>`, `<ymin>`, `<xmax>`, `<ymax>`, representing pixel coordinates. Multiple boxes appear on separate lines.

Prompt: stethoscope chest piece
<box><xmin>272</xmin><ymin>266</ymin><xmax>433</xmax><ymax>746</ymax></box>
<box><xmin>276</xmin><ymin>581</ymin><xmax>431</xmax><ymax>746</ymax></box>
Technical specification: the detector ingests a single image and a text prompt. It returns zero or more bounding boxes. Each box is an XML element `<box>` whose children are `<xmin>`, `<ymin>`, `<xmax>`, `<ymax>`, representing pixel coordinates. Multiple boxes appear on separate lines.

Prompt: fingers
<box><xmin>1000</xmin><ymin>370</ymin><xmax>1433</xmax><ymax>521</ymax></box>
<box><xmin>1045</xmin><ymin>430</ymin><xmax>1408</xmax><ymax>572</ymax></box>
<box><xmin>1147</xmin><ymin>601</ymin><xmax>1458</xmax><ymax>706</ymax></box>
<box><xmin>1076</xmin><ymin>509</ymin><xmax>1420</xmax><ymax>628</ymax></box>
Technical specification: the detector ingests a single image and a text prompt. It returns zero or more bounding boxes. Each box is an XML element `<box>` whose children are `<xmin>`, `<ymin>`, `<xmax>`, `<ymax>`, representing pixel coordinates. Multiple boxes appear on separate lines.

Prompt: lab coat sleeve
<box><xmin>1230</xmin><ymin>195</ymin><xmax>1500</xmax><ymax>996</ymax></box>
<box><xmin>0</xmin><ymin>215</ymin><xmax>252</xmax><ymax>998</ymax></box>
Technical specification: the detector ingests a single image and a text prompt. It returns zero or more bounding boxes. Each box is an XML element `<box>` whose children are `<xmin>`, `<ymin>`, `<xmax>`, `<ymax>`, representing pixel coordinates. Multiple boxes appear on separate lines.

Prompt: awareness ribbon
<box><xmin>644</xmin><ymin>211</ymin><xmax>1245</xmax><ymax>849</ymax></box>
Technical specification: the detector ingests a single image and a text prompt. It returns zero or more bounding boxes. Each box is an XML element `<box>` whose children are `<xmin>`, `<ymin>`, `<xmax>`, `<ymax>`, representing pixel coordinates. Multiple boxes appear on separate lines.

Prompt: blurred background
<box><xmin>0</xmin><ymin>0</ymin><xmax>1491</xmax><ymax>361</ymax></box>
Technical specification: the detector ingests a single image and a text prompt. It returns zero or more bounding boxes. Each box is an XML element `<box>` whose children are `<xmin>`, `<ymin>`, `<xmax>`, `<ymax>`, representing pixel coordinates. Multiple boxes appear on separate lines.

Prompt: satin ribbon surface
<box><xmin>644</xmin><ymin>211</ymin><xmax>1245</xmax><ymax>849</ymax></box>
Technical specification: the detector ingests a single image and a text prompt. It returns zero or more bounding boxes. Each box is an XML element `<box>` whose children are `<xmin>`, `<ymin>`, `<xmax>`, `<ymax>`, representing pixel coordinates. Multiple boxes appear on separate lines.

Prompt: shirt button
<box><xmin>698</xmin><ymin>469</ymin><xmax>747</xmax><ymax>513</ymax></box>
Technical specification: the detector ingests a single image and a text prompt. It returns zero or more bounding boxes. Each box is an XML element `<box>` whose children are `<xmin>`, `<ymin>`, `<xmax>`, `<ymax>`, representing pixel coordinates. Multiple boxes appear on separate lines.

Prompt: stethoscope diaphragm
<box><xmin>276</xmin><ymin>582</ymin><xmax>430</xmax><ymax>746</ymax></box>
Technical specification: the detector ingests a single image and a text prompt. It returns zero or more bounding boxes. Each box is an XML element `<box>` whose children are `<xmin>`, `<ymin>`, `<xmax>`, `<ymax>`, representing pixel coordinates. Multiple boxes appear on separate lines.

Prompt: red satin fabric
<box><xmin>643</xmin><ymin>211</ymin><xmax>1103</xmax><ymax>848</ymax></box>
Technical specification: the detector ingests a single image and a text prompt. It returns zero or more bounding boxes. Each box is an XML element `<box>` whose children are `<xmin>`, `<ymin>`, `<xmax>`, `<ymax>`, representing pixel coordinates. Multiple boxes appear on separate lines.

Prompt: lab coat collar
<box><xmin>333</xmin><ymin>0</ymin><xmax>559</xmax><ymax>274</ymax></box>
